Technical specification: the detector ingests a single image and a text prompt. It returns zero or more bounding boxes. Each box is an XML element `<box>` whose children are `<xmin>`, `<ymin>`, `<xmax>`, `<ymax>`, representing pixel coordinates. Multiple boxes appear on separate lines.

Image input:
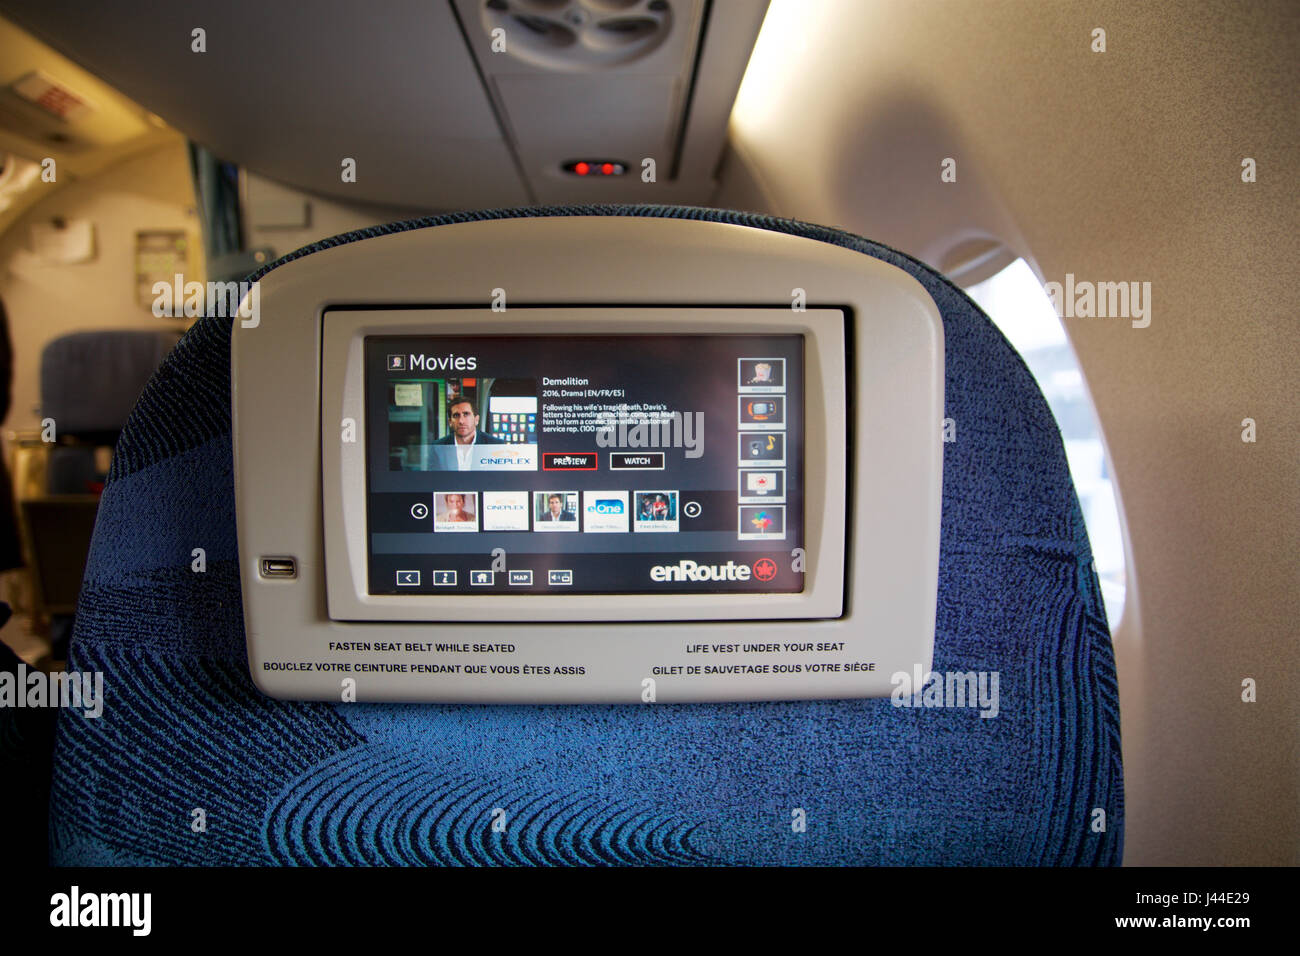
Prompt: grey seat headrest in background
<box><xmin>40</xmin><ymin>330</ymin><xmax>182</xmax><ymax>440</ymax></box>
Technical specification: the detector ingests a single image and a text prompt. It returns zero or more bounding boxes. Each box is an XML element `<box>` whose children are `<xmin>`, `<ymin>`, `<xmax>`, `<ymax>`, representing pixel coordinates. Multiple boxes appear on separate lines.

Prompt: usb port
<box><xmin>260</xmin><ymin>557</ymin><xmax>297</xmax><ymax>578</ymax></box>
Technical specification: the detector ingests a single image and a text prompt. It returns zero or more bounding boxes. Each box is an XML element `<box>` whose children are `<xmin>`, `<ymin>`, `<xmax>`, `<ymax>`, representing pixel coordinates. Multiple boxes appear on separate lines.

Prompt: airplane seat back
<box><xmin>48</xmin><ymin>206</ymin><xmax>1122</xmax><ymax>865</ymax></box>
<box><xmin>40</xmin><ymin>330</ymin><xmax>182</xmax><ymax>493</ymax></box>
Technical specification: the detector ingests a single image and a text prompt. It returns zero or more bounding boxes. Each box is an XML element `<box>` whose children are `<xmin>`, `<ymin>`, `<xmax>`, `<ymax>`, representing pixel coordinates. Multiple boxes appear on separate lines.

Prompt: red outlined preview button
<box><xmin>543</xmin><ymin>452</ymin><xmax>598</xmax><ymax>470</ymax></box>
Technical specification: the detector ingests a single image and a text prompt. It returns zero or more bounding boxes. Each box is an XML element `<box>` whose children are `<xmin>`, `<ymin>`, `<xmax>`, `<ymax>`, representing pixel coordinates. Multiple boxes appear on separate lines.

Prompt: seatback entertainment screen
<box><xmin>365</xmin><ymin>334</ymin><xmax>804</xmax><ymax>595</ymax></box>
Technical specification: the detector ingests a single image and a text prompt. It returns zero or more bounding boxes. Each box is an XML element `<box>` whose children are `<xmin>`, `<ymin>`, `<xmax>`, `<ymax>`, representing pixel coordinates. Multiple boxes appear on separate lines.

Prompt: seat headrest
<box><xmin>40</xmin><ymin>330</ymin><xmax>181</xmax><ymax>439</ymax></box>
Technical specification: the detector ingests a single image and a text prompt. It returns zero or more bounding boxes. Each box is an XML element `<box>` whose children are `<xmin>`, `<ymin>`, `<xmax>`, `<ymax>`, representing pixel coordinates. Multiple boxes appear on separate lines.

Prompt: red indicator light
<box><xmin>601</xmin><ymin>162</ymin><xmax>614</xmax><ymax>175</ymax></box>
<box><xmin>574</xmin><ymin>162</ymin><xmax>590</xmax><ymax>175</ymax></box>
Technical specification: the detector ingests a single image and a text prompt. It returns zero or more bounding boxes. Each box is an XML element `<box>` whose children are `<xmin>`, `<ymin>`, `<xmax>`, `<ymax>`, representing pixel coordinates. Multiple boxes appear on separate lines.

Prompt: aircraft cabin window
<box><xmin>965</xmin><ymin>258</ymin><xmax>1127</xmax><ymax>627</ymax></box>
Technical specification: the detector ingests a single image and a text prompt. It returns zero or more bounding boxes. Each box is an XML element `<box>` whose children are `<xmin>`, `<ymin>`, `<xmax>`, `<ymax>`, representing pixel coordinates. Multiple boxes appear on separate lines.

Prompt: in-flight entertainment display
<box><xmin>365</xmin><ymin>334</ymin><xmax>804</xmax><ymax>595</ymax></box>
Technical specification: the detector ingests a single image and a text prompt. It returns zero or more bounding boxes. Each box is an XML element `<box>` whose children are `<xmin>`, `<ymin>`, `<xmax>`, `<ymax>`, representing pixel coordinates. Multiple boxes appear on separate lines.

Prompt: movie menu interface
<box><xmin>365</xmin><ymin>333</ymin><xmax>804</xmax><ymax>594</ymax></box>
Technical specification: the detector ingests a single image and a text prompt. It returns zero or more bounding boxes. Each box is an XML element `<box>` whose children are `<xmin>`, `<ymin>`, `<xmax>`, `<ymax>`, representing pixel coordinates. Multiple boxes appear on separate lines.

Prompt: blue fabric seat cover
<box><xmin>49</xmin><ymin>206</ymin><xmax>1123</xmax><ymax>865</ymax></box>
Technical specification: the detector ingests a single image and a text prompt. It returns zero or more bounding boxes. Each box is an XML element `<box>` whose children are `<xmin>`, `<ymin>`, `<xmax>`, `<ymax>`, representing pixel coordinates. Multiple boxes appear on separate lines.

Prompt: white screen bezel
<box><xmin>231</xmin><ymin>215</ymin><xmax>944</xmax><ymax>703</ymax></box>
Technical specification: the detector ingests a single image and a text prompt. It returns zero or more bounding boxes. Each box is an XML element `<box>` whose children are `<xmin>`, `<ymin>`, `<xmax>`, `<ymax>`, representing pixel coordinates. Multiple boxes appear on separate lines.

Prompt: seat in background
<box><xmin>20</xmin><ymin>330</ymin><xmax>180</xmax><ymax>651</ymax></box>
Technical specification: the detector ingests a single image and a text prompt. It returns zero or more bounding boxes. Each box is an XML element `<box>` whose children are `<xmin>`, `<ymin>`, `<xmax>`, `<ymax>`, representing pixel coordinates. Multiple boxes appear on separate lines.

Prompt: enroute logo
<box><xmin>650</xmin><ymin>559</ymin><xmax>752</xmax><ymax>583</ymax></box>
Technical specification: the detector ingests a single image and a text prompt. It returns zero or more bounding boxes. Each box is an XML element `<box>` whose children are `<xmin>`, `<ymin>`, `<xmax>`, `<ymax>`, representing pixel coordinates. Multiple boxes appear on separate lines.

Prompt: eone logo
<box><xmin>752</xmin><ymin>558</ymin><xmax>778</xmax><ymax>582</ymax></box>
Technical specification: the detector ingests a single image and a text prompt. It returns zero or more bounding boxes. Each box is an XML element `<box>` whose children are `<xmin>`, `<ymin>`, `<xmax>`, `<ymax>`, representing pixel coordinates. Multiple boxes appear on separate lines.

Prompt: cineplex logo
<box><xmin>50</xmin><ymin>886</ymin><xmax>151</xmax><ymax>936</ymax></box>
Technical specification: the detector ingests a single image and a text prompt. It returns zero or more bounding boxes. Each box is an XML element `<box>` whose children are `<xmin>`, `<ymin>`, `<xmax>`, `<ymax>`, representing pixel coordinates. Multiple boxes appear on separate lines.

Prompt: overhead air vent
<box><xmin>482</xmin><ymin>0</ymin><xmax>672</xmax><ymax>70</ymax></box>
<box><xmin>456</xmin><ymin>0</ymin><xmax>767</xmax><ymax>205</ymax></box>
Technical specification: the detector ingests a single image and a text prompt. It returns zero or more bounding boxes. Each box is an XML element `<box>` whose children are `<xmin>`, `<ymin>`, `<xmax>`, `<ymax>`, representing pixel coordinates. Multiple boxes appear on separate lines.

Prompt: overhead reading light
<box><xmin>563</xmin><ymin>159</ymin><xmax>627</xmax><ymax>176</ymax></box>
